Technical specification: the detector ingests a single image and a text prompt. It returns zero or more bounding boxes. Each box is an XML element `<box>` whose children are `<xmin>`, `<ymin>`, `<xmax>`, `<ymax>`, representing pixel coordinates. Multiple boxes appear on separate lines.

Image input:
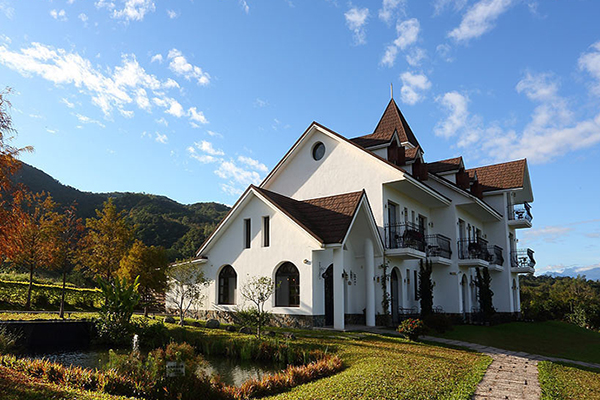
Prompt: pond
<box><xmin>28</xmin><ymin>349</ymin><xmax>283</xmax><ymax>387</ymax></box>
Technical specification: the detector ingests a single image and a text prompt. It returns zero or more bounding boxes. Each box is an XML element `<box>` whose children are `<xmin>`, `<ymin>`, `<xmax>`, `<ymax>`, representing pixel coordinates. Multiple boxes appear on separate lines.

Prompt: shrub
<box><xmin>0</xmin><ymin>280</ymin><xmax>102</xmax><ymax>310</ymax></box>
<box><xmin>397</xmin><ymin>318</ymin><xmax>427</xmax><ymax>340</ymax></box>
<box><xmin>423</xmin><ymin>313</ymin><xmax>453</xmax><ymax>333</ymax></box>
<box><xmin>0</xmin><ymin>326</ymin><xmax>21</xmax><ymax>353</ymax></box>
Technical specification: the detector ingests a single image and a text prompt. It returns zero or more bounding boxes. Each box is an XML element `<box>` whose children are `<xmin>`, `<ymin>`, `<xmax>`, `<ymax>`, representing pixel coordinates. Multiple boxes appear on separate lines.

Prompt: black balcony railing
<box><xmin>458</xmin><ymin>238</ymin><xmax>490</xmax><ymax>261</ymax></box>
<box><xmin>488</xmin><ymin>245</ymin><xmax>504</xmax><ymax>266</ymax></box>
<box><xmin>508</xmin><ymin>202</ymin><xmax>533</xmax><ymax>223</ymax></box>
<box><xmin>511</xmin><ymin>248</ymin><xmax>536</xmax><ymax>269</ymax></box>
<box><xmin>385</xmin><ymin>222</ymin><xmax>426</xmax><ymax>252</ymax></box>
<box><xmin>426</xmin><ymin>234</ymin><xmax>452</xmax><ymax>259</ymax></box>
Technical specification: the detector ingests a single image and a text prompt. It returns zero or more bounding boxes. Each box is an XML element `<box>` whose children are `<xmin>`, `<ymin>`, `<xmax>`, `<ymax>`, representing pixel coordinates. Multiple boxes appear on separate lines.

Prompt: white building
<box><xmin>186</xmin><ymin>99</ymin><xmax>535</xmax><ymax>330</ymax></box>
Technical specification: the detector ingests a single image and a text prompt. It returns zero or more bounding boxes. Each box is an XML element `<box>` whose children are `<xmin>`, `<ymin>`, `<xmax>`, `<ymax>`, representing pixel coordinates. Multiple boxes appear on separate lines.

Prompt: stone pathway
<box><xmin>354</xmin><ymin>327</ymin><xmax>600</xmax><ymax>400</ymax></box>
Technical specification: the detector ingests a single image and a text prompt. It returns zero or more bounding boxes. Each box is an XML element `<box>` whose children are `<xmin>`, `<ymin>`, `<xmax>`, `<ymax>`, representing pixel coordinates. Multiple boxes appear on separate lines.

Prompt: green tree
<box><xmin>166</xmin><ymin>260</ymin><xmax>208</xmax><ymax>325</ymax></box>
<box><xmin>475</xmin><ymin>267</ymin><xmax>494</xmax><ymax>319</ymax></box>
<box><xmin>118</xmin><ymin>239</ymin><xmax>168</xmax><ymax>317</ymax></box>
<box><xmin>239</xmin><ymin>276</ymin><xmax>275</xmax><ymax>338</ymax></box>
<box><xmin>96</xmin><ymin>276</ymin><xmax>141</xmax><ymax>344</ymax></box>
<box><xmin>82</xmin><ymin>198</ymin><xmax>134</xmax><ymax>281</ymax></box>
<box><xmin>418</xmin><ymin>259</ymin><xmax>434</xmax><ymax>317</ymax></box>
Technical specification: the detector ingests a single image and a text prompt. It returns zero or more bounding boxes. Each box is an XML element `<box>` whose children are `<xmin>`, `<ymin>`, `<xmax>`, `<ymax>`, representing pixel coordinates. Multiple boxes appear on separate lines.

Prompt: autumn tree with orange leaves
<box><xmin>0</xmin><ymin>87</ymin><xmax>33</xmax><ymax>262</ymax></box>
<box><xmin>81</xmin><ymin>198</ymin><xmax>134</xmax><ymax>281</ymax></box>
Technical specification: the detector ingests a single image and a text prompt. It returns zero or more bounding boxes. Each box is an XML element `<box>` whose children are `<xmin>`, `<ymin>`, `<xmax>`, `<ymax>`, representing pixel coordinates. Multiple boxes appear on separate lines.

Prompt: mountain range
<box><xmin>12</xmin><ymin>162</ymin><xmax>230</xmax><ymax>261</ymax></box>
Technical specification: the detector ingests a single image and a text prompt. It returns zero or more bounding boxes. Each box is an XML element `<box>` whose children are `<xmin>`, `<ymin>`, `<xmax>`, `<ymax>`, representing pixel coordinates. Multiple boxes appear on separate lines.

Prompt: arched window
<box><xmin>218</xmin><ymin>265</ymin><xmax>237</xmax><ymax>305</ymax></box>
<box><xmin>275</xmin><ymin>262</ymin><xmax>300</xmax><ymax>307</ymax></box>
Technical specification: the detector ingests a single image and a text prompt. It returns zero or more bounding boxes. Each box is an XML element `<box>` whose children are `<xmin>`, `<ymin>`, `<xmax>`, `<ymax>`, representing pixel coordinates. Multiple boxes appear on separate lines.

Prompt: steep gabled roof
<box><xmin>254</xmin><ymin>187</ymin><xmax>364</xmax><ymax>244</ymax></box>
<box><xmin>466</xmin><ymin>159</ymin><xmax>527</xmax><ymax>192</ymax></box>
<box><xmin>405</xmin><ymin>146</ymin><xmax>422</xmax><ymax>161</ymax></box>
<box><xmin>350</xmin><ymin>99</ymin><xmax>421</xmax><ymax>149</ymax></box>
<box><xmin>428</xmin><ymin>156</ymin><xmax>464</xmax><ymax>174</ymax></box>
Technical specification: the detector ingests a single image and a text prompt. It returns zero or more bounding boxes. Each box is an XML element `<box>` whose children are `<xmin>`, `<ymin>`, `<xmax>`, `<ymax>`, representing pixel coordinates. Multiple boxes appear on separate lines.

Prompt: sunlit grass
<box><xmin>539</xmin><ymin>361</ymin><xmax>600</xmax><ymax>400</ymax></box>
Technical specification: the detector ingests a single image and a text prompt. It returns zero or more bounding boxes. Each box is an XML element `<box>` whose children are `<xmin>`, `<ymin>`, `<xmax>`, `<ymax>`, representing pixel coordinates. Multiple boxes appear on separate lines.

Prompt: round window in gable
<box><xmin>312</xmin><ymin>142</ymin><xmax>326</xmax><ymax>161</ymax></box>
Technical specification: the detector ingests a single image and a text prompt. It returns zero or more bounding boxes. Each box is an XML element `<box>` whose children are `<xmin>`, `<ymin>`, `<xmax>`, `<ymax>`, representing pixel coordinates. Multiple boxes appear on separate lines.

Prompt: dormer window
<box><xmin>312</xmin><ymin>142</ymin><xmax>325</xmax><ymax>161</ymax></box>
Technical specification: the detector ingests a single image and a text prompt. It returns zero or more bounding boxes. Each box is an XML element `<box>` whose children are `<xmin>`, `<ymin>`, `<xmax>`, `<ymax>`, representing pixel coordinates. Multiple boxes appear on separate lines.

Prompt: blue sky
<box><xmin>1</xmin><ymin>0</ymin><xmax>599</xmax><ymax>276</ymax></box>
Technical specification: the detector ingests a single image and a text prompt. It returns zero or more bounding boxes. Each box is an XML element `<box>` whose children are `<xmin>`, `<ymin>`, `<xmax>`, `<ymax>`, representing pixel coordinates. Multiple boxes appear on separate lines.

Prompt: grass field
<box><xmin>0</xmin><ymin>312</ymin><xmax>491</xmax><ymax>400</ymax></box>
<box><xmin>432</xmin><ymin>321</ymin><xmax>600</xmax><ymax>364</ymax></box>
<box><xmin>538</xmin><ymin>361</ymin><xmax>600</xmax><ymax>399</ymax></box>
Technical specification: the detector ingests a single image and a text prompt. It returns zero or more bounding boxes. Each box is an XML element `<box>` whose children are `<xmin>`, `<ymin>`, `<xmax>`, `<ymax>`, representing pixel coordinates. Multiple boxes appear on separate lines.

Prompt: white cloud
<box><xmin>155</xmin><ymin>132</ymin><xmax>168</xmax><ymax>144</ymax></box>
<box><xmin>221</xmin><ymin>184</ymin><xmax>243</xmax><ymax>197</ymax></box>
<box><xmin>0</xmin><ymin>1</ymin><xmax>15</xmax><ymax>19</ymax></box>
<box><xmin>74</xmin><ymin>113</ymin><xmax>106</xmax><ymax>128</ymax></box>
<box><xmin>215</xmin><ymin>161</ymin><xmax>262</xmax><ymax>187</ymax></box>
<box><xmin>0</xmin><ymin>34</ymin><xmax>11</xmax><ymax>44</ymax></box>
<box><xmin>46</xmin><ymin>128</ymin><xmax>57</xmax><ymax>134</ymax></box>
<box><xmin>239</xmin><ymin>0</ymin><xmax>249</xmax><ymax>14</ymax></box>
<box><xmin>150</xmin><ymin>53</ymin><xmax>163</xmax><ymax>63</ymax></box>
<box><xmin>399</xmin><ymin>71</ymin><xmax>431</xmax><ymax>105</ymax></box>
<box><xmin>0</xmin><ymin>42</ymin><xmax>183</xmax><ymax>118</ymax></box>
<box><xmin>166</xmin><ymin>9</ymin><xmax>178</xmax><ymax>19</ymax></box>
<box><xmin>436</xmin><ymin>43</ymin><xmax>453</xmax><ymax>62</ymax></box>
<box><xmin>254</xmin><ymin>98</ymin><xmax>268</xmax><ymax>108</ymax></box>
<box><xmin>238</xmin><ymin>155</ymin><xmax>268</xmax><ymax>173</ymax></box>
<box><xmin>579</xmin><ymin>41</ymin><xmax>600</xmax><ymax>96</ymax></box>
<box><xmin>433</xmin><ymin>0</ymin><xmax>468</xmax><ymax>16</ymax></box>
<box><xmin>188</xmin><ymin>107</ymin><xmax>208</xmax><ymax>124</ymax></box>
<box><xmin>120</xmin><ymin>109</ymin><xmax>134</xmax><ymax>118</ymax></box>
<box><xmin>344</xmin><ymin>7</ymin><xmax>369</xmax><ymax>45</ymax></box>
<box><xmin>96</xmin><ymin>0</ymin><xmax>156</xmax><ymax>22</ymax></box>
<box><xmin>448</xmin><ymin>0</ymin><xmax>513</xmax><ymax>43</ymax></box>
<box><xmin>435</xmin><ymin>91</ymin><xmax>470</xmax><ymax>138</ymax></box>
<box><xmin>436</xmin><ymin>72</ymin><xmax>600</xmax><ymax>164</ymax></box>
<box><xmin>152</xmin><ymin>96</ymin><xmax>184</xmax><ymax>117</ymax></box>
<box><xmin>50</xmin><ymin>9</ymin><xmax>67</xmax><ymax>21</ymax></box>
<box><xmin>207</xmin><ymin>130</ymin><xmax>223</xmax><ymax>138</ymax></box>
<box><xmin>379</xmin><ymin>0</ymin><xmax>405</xmax><ymax>24</ymax></box>
<box><xmin>381</xmin><ymin>18</ymin><xmax>420</xmax><ymax>67</ymax></box>
<box><xmin>406</xmin><ymin>47</ymin><xmax>426</xmax><ymax>67</ymax></box>
<box><xmin>61</xmin><ymin>98</ymin><xmax>75</xmax><ymax>108</ymax></box>
<box><xmin>167</xmin><ymin>49</ymin><xmax>210</xmax><ymax>86</ymax></box>
<box><xmin>78</xmin><ymin>13</ymin><xmax>88</xmax><ymax>22</ymax></box>
<box><xmin>155</xmin><ymin>117</ymin><xmax>168</xmax><ymax>126</ymax></box>
<box><xmin>196</xmin><ymin>140</ymin><xmax>224</xmax><ymax>156</ymax></box>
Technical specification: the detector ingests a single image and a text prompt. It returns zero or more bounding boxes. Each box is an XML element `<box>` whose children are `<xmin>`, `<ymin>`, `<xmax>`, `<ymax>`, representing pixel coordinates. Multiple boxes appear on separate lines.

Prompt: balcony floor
<box><xmin>385</xmin><ymin>247</ymin><xmax>426</xmax><ymax>259</ymax></box>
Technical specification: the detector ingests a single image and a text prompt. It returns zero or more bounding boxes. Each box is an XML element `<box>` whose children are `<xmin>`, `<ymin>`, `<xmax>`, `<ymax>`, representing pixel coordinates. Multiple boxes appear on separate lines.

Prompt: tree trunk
<box><xmin>25</xmin><ymin>264</ymin><xmax>34</xmax><ymax>310</ymax></box>
<box><xmin>144</xmin><ymin>305</ymin><xmax>148</xmax><ymax>318</ymax></box>
<box><xmin>59</xmin><ymin>270</ymin><xmax>66</xmax><ymax>319</ymax></box>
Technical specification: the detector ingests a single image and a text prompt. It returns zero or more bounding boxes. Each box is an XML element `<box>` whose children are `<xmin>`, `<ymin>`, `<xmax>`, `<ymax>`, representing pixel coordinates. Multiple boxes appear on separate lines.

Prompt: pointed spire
<box><xmin>390</xmin><ymin>83</ymin><xmax>394</xmax><ymax>99</ymax></box>
<box><xmin>372</xmin><ymin>98</ymin><xmax>421</xmax><ymax>149</ymax></box>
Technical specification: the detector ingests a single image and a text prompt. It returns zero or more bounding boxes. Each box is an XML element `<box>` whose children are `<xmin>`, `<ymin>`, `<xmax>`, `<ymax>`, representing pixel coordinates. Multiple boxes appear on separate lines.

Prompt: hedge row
<box><xmin>0</xmin><ymin>280</ymin><xmax>102</xmax><ymax>309</ymax></box>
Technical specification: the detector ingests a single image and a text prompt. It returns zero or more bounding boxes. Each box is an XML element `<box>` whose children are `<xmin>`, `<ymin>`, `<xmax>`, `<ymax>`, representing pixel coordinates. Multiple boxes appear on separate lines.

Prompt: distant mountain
<box><xmin>12</xmin><ymin>162</ymin><xmax>230</xmax><ymax>261</ymax></box>
<box><xmin>545</xmin><ymin>266</ymin><xmax>600</xmax><ymax>282</ymax></box>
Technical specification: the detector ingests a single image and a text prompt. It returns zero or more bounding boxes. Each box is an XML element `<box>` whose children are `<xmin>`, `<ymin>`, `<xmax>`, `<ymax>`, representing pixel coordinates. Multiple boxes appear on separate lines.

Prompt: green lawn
<box><xmin>539</xmin><ymin>361</ymin><xmax>600</xmax><ymax>399</ymax></box>
<box><xmin>432</xmin><ymin>321</ymin><xmax>600</xmax><ymax>364</ymax></box>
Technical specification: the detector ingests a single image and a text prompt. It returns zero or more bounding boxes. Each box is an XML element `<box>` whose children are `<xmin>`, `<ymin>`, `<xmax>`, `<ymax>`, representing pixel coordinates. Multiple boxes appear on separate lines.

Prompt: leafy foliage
<box><xmin>417</xmin><ymin>259</ymin><xmax>434</xmax><ymax>317</ymax></box>
<box><xmin>0</xmin><ymin>279</ymin><xmax>102</xmax><ymax>310</ymax></box>
<box><xmin>166</xmin><ymin>261</ymin><xmax>208</xmax><ymax>325</ymax></box>
<box><xmin>397</xmin><ymin>318</ymin><xmax>427</xmax><ymax>341</ymax></box>
<box><xmin>379</xmin><ymin>261</ymin><xmax>391</xmax><ymax>326</ymax></box>
<box><xmin>239</xmin><ymin>276</ymin><xmax>275</xmax><ymax>338</ymax></box>
<box><xmin>475</xmin><ymin>267</ymin><xmax>494</xmax><ymax>319</ymax></box>
<box><xmin>520</xmin><ymin>274</ymin><xmax>600</xmax><ymax>330</ymax></box>
<box><xmin>95</xmin><ymin>276</ymin><xmax>140</xmax><ymax>345</ymax></box>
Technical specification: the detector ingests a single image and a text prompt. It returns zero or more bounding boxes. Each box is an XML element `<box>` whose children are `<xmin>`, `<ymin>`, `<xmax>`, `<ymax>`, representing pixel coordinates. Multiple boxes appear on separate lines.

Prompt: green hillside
<box><xmin>12</xmin><ymin>163</ymin><xmax>230</xmax><ymax>261</ymax></box>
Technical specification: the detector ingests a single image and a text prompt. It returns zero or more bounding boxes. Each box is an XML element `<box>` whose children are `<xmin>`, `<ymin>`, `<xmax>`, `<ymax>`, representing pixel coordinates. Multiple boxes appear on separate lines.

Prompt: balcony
<box><xmin>426</xmin><ymin>234</ymin><xmax>453</xmax><ymax>266</ymax></box>
<box><xmin>384</xmin><ymin>222</ymin><xmax>426</xmax><ymax>259</ymax></box>
<box><xmin>508</xmin><ymin>202</ymin><xmax>533</xmax><ymax>229</ymax></box>
<box><xmin>457</xmin><ymin>238</ymin><xmax>503</xmax><ymax>270</ymax></box>
<box><xmin>511</xmin><ymin>248</ymin><xmax>536</xmax><ymax>274</ymax></box>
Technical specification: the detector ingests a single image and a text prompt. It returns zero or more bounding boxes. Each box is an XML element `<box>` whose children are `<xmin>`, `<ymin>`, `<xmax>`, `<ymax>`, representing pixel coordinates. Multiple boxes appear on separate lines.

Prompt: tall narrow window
<box><xmin>218</xmin><ymin>265</ymin><xmax>237</xmax><ymax>305</ymax></box>
<box><xmin>263</xmin><ymin>216</ymin><xmax>270</xmax><ymax>247</ymax></box>
<box><xmin>244</xmin><ymin>218</ymin><xmax>251</xmax><ymax>249</ymax></box>
<box><xmin>275</xmin><ymin>262</ymin><xmax>300</xmax><ymax>307</ymax></box>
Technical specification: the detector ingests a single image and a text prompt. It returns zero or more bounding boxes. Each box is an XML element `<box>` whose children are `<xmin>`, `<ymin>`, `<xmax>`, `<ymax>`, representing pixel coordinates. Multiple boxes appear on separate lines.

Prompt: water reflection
<box><xmin>30</xmin><ymin>349</ymin><xmax>283</xmax><ymax>387</ymax></box>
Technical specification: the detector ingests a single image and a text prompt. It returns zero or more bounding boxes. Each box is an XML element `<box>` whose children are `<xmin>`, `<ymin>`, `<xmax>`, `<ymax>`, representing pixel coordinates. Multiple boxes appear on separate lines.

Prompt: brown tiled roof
<box><xmin>255</xmin><ymin>187</ymin><xmax>364</xmax><ymax>244</ymax></box>
<box><xmin>428</xmin><ymin>156</ymin><xmax>463</xmax><ymax>174</ymax></box>
<box><xmin>350</xmin><ymin>99</ymin><xmax>421</xmax><ymax>149</ymax></box>
<box><xmin>405</xmin><ymin>146</ymin><xmax>421</xmax><ymax>161</ymax></box>
<box><xmin>466</xmin><ymin>159</ymin><xmax>527</xmax><ymax>192</ymax></box>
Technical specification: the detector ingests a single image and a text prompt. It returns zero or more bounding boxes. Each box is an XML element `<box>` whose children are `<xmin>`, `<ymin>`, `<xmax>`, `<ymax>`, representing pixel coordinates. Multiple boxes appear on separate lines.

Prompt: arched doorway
<box><xmin>275</xmin><ymin>262</ymin><xmax>300</xmax><ymax>307</ymax></box>
<box><xmin>391</xmin><ymin>268</ymin><xmax>401</xmax><ymax>323</ymax></box>
<box><xmin>218</xmin><ymin>265</ymin><xmax>237</xmax><ymax>305</ymax></box>
<box><xmin>461</xmin><ymin>274</ymin><xmax>469</xmax><ymax>315</ymax></box>
<box><xmin>323</xmin><ymin>264</ymin><xmax>334</xmax><ymax>326</ymax></box>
